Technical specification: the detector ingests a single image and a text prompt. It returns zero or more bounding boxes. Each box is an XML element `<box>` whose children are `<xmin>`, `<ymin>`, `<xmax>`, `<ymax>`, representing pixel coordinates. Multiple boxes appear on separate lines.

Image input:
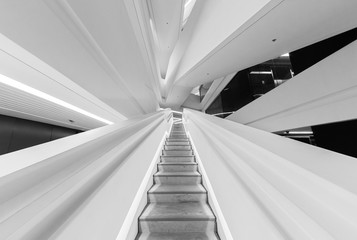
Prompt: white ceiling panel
<box><xmin>0</xmin><ymin>82</ymin><xmax>103</xmax><ymax>130</ymax></box>
<box><xmin>0</xmin><ymin>0</ymin><xmax>355</xmax><ymax>120</ymax></box>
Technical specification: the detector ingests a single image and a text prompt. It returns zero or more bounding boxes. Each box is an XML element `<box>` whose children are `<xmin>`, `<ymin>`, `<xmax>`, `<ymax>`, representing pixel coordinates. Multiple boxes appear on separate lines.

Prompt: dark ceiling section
<box><xmin>288</xmin><ymin>27</ymin><xmax>357</xmax><ymax>157</ymax></box>
<box><xmin>206</xmin><ymin>55</ymin><xmax>293</xmax><ymax>118</ymax></box>
<box><xmin>0</xmin><ymin>114</ymin><xmax>81</xmax><ymax>155</ymax></box>
<box><xmin>290</xmin><ymin>27</ymin><xmax>357</xmax><ymax>75</ymax></box>
<box><xmin>312</xmin><ymin>119</ymin><xmax>357</xmax><ymax>158</ymax></box>
<box><xmin>206</xmin><ymin>27</ymin><xmax>357</xmax><ymax>120</ymax></box>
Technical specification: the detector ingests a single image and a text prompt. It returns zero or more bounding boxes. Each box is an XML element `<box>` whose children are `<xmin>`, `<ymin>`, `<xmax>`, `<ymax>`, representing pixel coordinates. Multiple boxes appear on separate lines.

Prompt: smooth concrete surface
<box><xmin>138</xmin><ymin>232</ymin><xmax>218</xmax><ymax>240</ymax></box>
<box><xmin>164</xmin><ymin>145</ymin><xmax>192</xmax><ymax>150</ymax></box>
<box><xmin>160</xmin><ymin>156</ymin><xmax>195</xmax><ymax>162</ymax></box>
<box><xmin>136</xmin><ymin>123</ymin><xmax>219</xmax><ymax>239</ymax></box>
<box><xmin>158</xmin><ymin>162</ymin><xmax>198</xmax><ymax>172</ymax></box>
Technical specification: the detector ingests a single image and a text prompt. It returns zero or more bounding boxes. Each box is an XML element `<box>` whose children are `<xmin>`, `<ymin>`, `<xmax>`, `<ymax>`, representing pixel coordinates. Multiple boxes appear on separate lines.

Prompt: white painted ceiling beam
<box><xmin>227</xmin><ymin>40</ymin><xmax>357</xmax><ymax>132</ymax></box>
<box><xmin>165</xmin><ymin>0</ymin><xmax>357</xmax><ymax>109</ymax></box>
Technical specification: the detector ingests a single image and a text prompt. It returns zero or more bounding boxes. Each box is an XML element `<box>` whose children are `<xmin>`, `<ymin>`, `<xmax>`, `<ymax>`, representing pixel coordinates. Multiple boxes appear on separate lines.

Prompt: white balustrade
<box><xmin>0</xmin><ymin>110</ymin><xmax>172</xmax><ymax>240</ymax></box>
<box><xmin>184</xmin><ymin>109</ymin><xmax>357</xmax><ymax>240</ymax></box>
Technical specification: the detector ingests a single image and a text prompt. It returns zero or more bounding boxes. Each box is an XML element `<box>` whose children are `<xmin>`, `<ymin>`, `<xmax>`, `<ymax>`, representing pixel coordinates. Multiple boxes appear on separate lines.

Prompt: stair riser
<box><xmin>139</xmin><ymin>220</ymin><xmax>216</xmax><ymax>233</ymax></box>
<box><xmin>137</xmin><ymin>232</ymin><xmax>219</xmax><ymax>240</ymax></box>
<box><xmin>154</xmin><ymin>176</ymin><xmax>201</xmax><ymax>185</ymax></box>
<box><xmin>166</xmin><ymin>138</ymin><xmax>189</xmax><ymax>142</ymax></box>
<box><xmin>165</xmin><ymin>140</ymin><xmax>191</xmax><ymax>146</ymax></box>
<box><xmin>161</xmin><ymin>156</ymin><xmax>195</xmax><ymax>162</ymax></box>
<box><xmin>158</xmin><ymin>164</ymin><xmax>197</xmax><ymax>172</ymax></box>
<box><xmin>165</xmin><ymin>141</ymin><xmax>190</xmax><ymax>146</ymax></box>
<box><xmin>148</xmin><ymin>193</ymin><xmax>207</xmax><ymax>203</ymax></box>
<box><xmin>163</xmin><ymin>150</ymin><xmax>193</xmax><ymax>156</ymax></box>
<box><xmin>164</xmin><ymin>146</ymin><xmax>191</xmax><ymax>150</ymax></box>
<box><xmin>169</xmin><ymin>135</ymin><xmax>188</xmax><ymax>139</ymax></box>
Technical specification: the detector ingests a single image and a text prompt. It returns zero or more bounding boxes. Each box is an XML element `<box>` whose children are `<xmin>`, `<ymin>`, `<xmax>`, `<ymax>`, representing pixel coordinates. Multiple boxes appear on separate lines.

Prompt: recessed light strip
<box><xmin>250</xmin><ymin>71</ymin><xmax>273</xmax><ymax>74</ymax></box>
<box><xmin>0</xmin><ymin>74</ymin><xmax>114</xmax><ymax>125</ymax></box>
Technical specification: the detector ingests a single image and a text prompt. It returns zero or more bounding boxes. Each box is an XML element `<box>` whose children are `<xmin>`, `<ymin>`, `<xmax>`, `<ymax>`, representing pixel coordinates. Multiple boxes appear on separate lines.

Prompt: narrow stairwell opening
<box><xmin>136</xmin><ymin>117</ymin><xmax>220</xmax><ymax>239</ymax></box>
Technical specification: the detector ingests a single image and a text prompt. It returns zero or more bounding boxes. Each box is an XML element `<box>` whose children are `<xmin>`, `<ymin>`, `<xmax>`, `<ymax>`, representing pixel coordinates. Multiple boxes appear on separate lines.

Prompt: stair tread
<box><xmin>162</xmin><ymin>151</ymin><xmax>194</xmax><ymax>156</ymax></box>
<box><xmin>165</xmin><ymin>142</ymin><xmax>191</xmax><ymax>145</ymax></box>
<box><xmin>165</xmin><ymin>143</ymin><xmax>190</xmax><ymax>144</ymax></box>
<box><xmin>140</xmin><ymin>202</ymin><xmax>215</xmax><ymax>220</ymax></box>
<box><xmin>155</xmin><ymin>171</ymin><xmax>201</xmax><ymax>176</ymax></box>
<box><xmin>166</xmin><ymin>138</ymin><xmax>189</xmax><ymax>141</ymax></box>
<box><xmin>158</xmin><ymin>162</ymin><xmax>197</xmax><ymax>165</ymax></box>
<box><xmin>149</xmin><ymin>184</ymin><xmax>206</xmax><ymax>194</ymax></box>
<box><xmin>138</xmin><ymin>232</ymin><xmax>218</xmax><ymax>240</ymax></box>
<box><xmin>160</xmin><ymin>156</ymin><xmax>195</xmax><ymax>161</ymax></box>
<box><xmin>163</xmin><ymin>149</ymin><xmax>192</xmax><ymax>151</ymax></box>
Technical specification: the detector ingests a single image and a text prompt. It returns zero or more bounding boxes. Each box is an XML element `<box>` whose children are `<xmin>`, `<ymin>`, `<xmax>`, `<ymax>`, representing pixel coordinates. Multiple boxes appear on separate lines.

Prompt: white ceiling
<box><xmin>0</xmin><ymin>0</ymin><xmax>356</xmax><ymax>127</ymax></box>
<box><xmin>0</xmin><ymin>0</ymin><xmax>159</xmax><ymax>123</ymax></box>
<box><xmin>148</xmin><ymin>0</ymin><xmax>184</xmax><ymax>79</ymax></box>
<box><xmin>0</xmin><ymin>33</ymin><xmax>125</xmax><ymax>130</ymax></box>
<box><xmin>165</xmin><ymin>0</ymin><xmax>357</xmax><ymax>109</ymax></box>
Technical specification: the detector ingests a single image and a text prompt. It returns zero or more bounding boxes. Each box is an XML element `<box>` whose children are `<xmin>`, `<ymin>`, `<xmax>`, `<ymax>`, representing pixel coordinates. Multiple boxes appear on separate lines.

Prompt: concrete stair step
<box><xmin>164</xmin><ymin>145</ymin><xmax>191</xmax><ymax>150</ymax></box>
<box><xmin>163</xmin><ymin>150</ymin><xmax>193</xmax><ymax>156</ymax></box>
<box><xmin>136</xmin><ymin>123</ymin><xmax>219</xmax><ymax>239</ymax></box>
<box><xmin>169</xmin><ymin>134</ymin><xmax>188</xmax><ymax>139</ymax></box>
<box><xmin>170</xmin><ymin>133</ymin><xmax>187</xmax><ymax>136</ymax></box>
<box><xmin>158</xmin><ymin>162</ymin><xmax>197</xmax><ymax>172</ymax></box>
<box><xmin>165</xmin><ymin>141</ymin><xmax>190</xmax><ymax>146</ymax></box>
<box><xmin>169</xmin><ymin>136</ymin><xmax>188</xmax><ymax>140</ymax></box>
<box><xmin>166</xmin><ymin>138</ymin><xmax>190</xmax><ymax>144</ymax></box>
<box><xmin>139</xmin><ymin>202</ymin><xmax>216</xmax><ymax>233</ymax></box>
<box><xmin>148</xmin><ymin>184</ymin><xmax>207</xmax><ymax>203</ymax></box>
<box><xmin>137</xmin><ymin>232</ymin><xmax>219</xmax><ymax>240</ymax></box>
<box><xmin>154</xmin><ymin>171</ymin><xmax>201</xmax><ymax>185</ymax></box>
<box><xmin>161</xmin><ymin>156</ymin><xmax>195</xmax><ymax>162</ymax></box>
<box><xmin>166</xmin><ymin>138</ymin><xmax>189</xmax><ymax>141</ymax></box>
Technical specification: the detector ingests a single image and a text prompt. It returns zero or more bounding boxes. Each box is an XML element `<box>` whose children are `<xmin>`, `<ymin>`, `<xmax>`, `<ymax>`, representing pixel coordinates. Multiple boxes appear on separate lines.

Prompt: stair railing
<box><xmin>0</xmin><ymin>109</ymin><xmax>172</xmax><ymax>240</ymax></box>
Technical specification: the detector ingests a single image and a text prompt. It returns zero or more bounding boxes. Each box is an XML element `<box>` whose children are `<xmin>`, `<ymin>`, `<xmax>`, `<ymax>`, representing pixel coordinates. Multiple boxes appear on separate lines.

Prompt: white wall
<box><xmin>228</xmin><ymin>40</ymin><xmax>357</xmax><ymax>132</ymax></box>
<box><xmin>184</xmin><ymin>109</ymin><xmax>357</xmax><ymax>240</ymax></box>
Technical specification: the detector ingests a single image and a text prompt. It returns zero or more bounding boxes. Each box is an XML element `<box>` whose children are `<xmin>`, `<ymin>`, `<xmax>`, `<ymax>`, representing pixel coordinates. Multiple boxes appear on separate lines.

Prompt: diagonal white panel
<box><xmin>227</xmin><ymin>40</ymin><xmax>357</xmax><ymax>132</ymax></box>
<box><xmin>0</xmin><ymin>0</ymin><xmax>159</xmax><ymax>118</ymax></box>
<box><xmin>149</xmin><ymin>0</ymin><xmax>184</xmax><ymax>78</ymax></box>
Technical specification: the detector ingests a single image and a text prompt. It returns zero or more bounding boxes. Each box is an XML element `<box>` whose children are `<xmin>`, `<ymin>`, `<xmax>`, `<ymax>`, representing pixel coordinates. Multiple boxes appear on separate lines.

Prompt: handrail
<box><xmin>183</xmin><ymin>109</ymin><xmax>357</xmax><ymax>240</ymax></box>
<box><xmin>0</xmin><ymin>110</ymin><xmax>172</xmax><ymax>239</ymax></box>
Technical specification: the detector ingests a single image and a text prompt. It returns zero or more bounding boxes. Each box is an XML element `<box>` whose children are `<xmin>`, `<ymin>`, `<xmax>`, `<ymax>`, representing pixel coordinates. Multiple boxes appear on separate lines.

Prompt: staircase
<box><xmin>136</xmin><ymin>122</ymin><xmax>219</xmax><ymax>240</ymax></box>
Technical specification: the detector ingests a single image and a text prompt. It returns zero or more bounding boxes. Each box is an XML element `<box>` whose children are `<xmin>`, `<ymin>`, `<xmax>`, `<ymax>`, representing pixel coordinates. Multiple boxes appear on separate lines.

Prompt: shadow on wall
<box><xmin>0</xmin><ymin>115</ymin><xmax>81</xmax><ymax>155</ymax></box>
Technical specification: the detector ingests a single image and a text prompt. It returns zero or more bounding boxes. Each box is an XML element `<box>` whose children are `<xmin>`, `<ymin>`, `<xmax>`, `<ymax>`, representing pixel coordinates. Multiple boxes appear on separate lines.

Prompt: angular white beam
<box><xmin>228</xmin><ymin>40</ymin><xmax>357</xmax><ymax>132</ymax></box>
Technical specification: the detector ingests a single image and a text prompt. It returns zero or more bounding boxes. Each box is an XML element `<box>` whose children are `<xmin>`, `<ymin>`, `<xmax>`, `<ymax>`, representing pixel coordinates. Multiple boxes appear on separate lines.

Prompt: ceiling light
<box><xmin>288</xmin><ymin>131</ymin><xmax>313</xmax><ymax>135</ymax></box>
<box><xmin>281</xmin><ymin>53</ymin><xmax>290</xmax><ymax>57</ymax></box>
<box><xmin>250</xmin><ymin>71</ymin><xmax>273</xmax><ymax>74</ymax></box>
<box><xmin>0</xmin><ymin>73</ymin><xmax>114</xmax><ymax>125</ymax></box>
